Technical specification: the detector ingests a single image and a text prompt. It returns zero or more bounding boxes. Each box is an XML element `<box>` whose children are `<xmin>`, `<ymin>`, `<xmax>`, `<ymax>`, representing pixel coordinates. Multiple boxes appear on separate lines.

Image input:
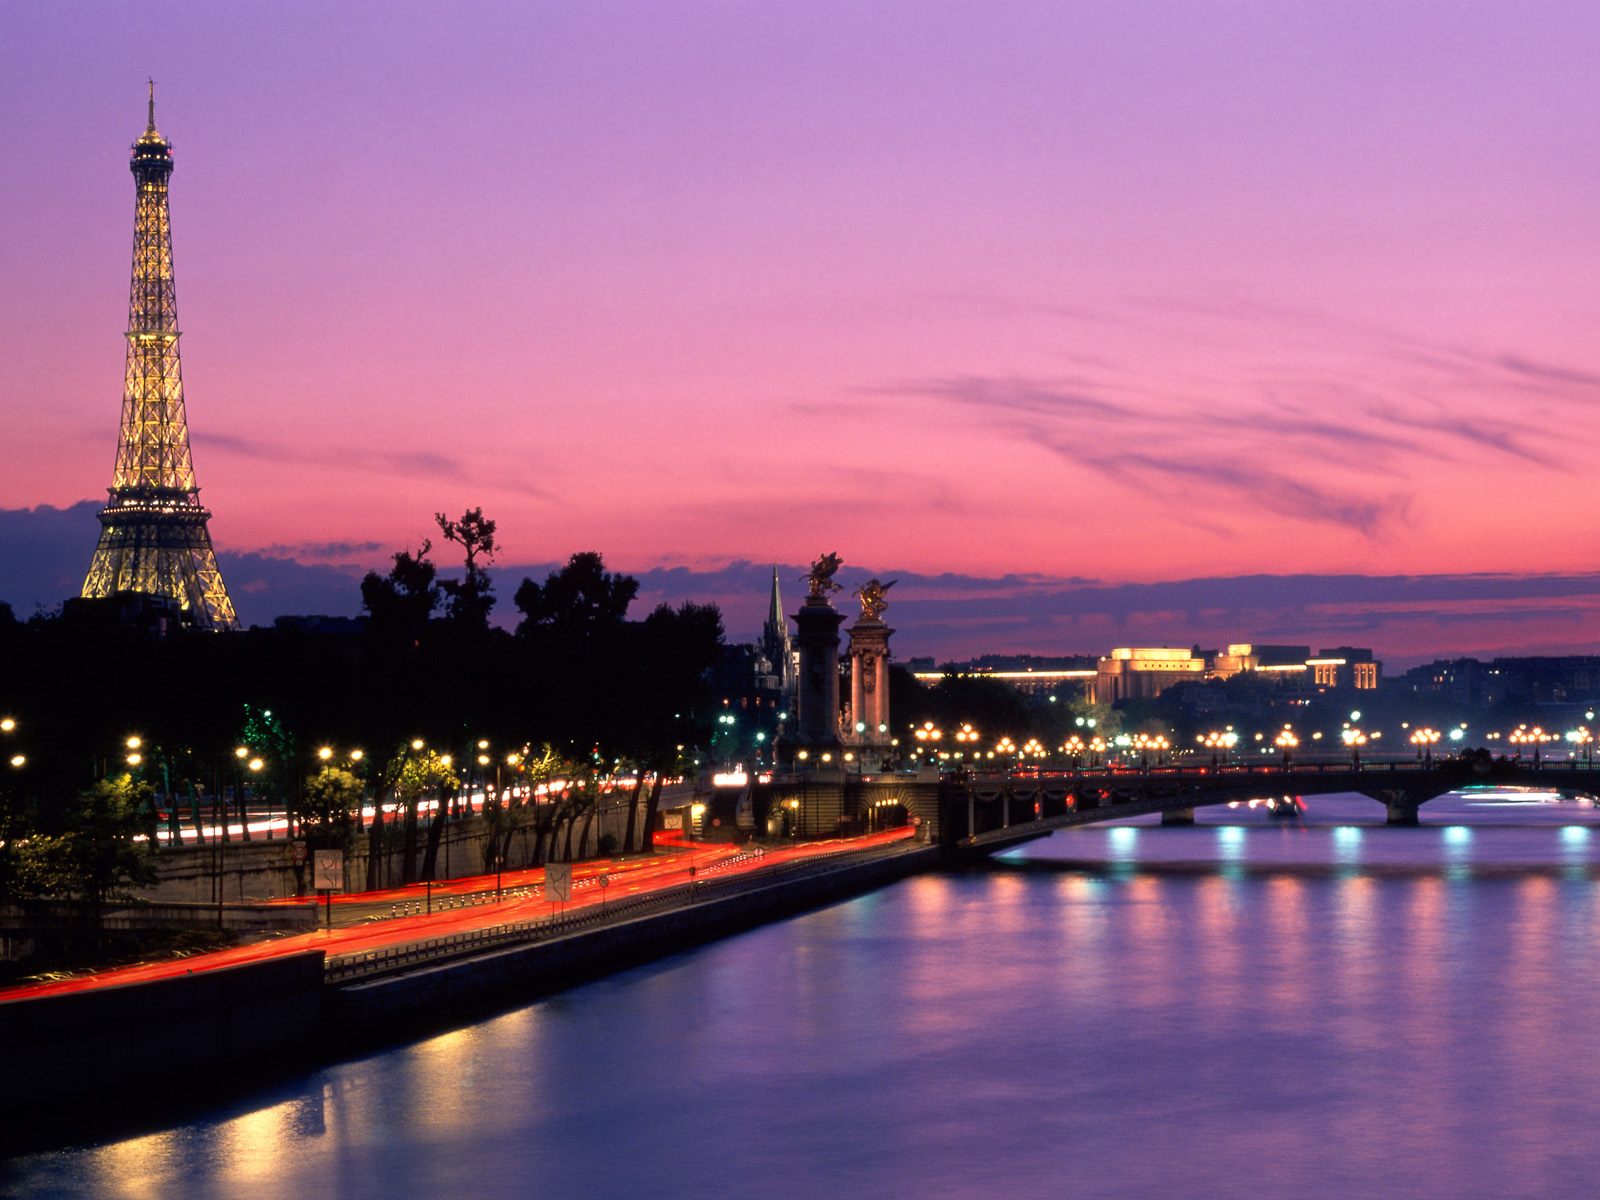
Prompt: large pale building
<box><xmin>918</xmin><ymin>643</ymin><xmax>1382</xmax><ymax>705</ymax></box>
<box><xmin>1092</xmin><ymin>647</ymin><xmax>1207</xmax><ymax>704</ymax></box>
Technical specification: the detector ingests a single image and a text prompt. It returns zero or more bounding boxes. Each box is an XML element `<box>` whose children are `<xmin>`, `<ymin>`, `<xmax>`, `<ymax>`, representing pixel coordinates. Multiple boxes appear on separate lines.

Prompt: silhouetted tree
<box><xmin>361</xmin><ymin>541</ymin><xmax>440</xmax><ymax>647</ymax></box>
<box><xmin>435</xmin><ymin>508</ymin><xmax>499</xmax><ymax>631</ymax></box>
<box><xmin>515</xmin><ymin>552</ymin><xmax>641</xmax><ymax>753</ymax></box>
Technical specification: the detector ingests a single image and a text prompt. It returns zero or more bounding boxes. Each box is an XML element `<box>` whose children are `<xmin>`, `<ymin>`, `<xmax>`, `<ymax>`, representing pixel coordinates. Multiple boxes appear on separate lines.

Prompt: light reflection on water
<box><xmin>8</xmin><ymin>793</ymin><xmax>1600</xmax><ymax>1199</ymax></box>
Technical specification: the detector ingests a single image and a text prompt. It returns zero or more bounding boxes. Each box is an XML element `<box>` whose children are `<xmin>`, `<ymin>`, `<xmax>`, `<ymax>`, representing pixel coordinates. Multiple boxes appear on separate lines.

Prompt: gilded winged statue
<box><xmin>806</xmin><ymin>552</ymin><xmax>843</xmax><ymax>600</ymax></box>
<box><xmin>855</xmin><ymin>578</ymin><xmax>896</xmax><ymax>620</ymax></box>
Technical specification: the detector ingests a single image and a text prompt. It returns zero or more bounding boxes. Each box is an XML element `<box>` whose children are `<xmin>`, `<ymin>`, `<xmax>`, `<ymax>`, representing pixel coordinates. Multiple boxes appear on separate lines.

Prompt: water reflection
<box><xmin>11</xmin><ymin>804</ymin><xmax>1600</xmax><ymax>1200</ymax></box>
<box><xmin>1333</xmin><ymin>824</ymin><xmax>1363</xmax><ymax>867</ymax></box>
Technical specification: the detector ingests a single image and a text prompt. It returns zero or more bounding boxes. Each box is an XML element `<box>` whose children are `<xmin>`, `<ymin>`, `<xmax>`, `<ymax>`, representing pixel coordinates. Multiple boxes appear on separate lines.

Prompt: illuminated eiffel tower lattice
<box><xmin>81</xmin><ymin>84</ymin><xmax>238</xmax><ymax>630</ymax></box>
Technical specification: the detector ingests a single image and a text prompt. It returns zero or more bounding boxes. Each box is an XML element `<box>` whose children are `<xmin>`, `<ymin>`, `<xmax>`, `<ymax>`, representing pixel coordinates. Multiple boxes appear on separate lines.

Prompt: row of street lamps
<box><xmin>896</xmin><ymin>714</ymin><xmax>1599</xmax><ymax>771</ymax></box>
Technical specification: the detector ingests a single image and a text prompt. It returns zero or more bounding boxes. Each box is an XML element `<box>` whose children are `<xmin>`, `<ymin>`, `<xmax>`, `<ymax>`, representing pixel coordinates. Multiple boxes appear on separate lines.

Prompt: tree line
<box><xmin>0</xmin><ymin>509</ymin><xmax>724</xmax><ymax>911</ymax></box>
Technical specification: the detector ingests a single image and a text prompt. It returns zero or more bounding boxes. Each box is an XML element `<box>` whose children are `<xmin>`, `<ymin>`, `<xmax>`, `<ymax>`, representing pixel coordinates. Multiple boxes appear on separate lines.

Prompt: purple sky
<box><xmin>4</xmin><ymin>3</ymin><xmax>1599</xmax><ymax>659</ymax></box>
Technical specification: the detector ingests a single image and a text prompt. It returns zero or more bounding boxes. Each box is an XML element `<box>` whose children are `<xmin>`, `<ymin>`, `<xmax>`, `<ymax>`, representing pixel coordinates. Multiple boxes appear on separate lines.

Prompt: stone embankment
<box><xmin>0</xmin><ymin>839</ymin><xmax>937</xmax><ymax>1154</ymax></box>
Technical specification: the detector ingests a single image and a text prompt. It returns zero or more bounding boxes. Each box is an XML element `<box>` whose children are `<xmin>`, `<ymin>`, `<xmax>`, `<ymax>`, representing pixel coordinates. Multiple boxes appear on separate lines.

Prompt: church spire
<box><xmin>760</xmin><ymin>566</ymin><xmax>795</xmax><ymax>694</ymax></box>
<box><xmin>766</xmin><ymin>564</ymin><xmax>785</xmax><ymax>631</ymax></box>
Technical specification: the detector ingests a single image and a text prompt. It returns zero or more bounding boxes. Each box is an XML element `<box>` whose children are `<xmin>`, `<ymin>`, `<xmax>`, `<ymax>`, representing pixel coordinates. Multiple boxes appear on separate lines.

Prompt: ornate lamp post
<box><xmin>1274</xmin><ymin>728</ymin><xmax>1299</xmax><ymax>769</ymax></box>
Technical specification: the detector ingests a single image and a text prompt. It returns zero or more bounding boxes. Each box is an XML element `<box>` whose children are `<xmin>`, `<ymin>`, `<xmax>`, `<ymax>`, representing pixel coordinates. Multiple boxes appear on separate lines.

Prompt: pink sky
<box><xmin>5</xmin><ymin>2</ymin><xmax>1600</xmax><ymax>654</ymax></box>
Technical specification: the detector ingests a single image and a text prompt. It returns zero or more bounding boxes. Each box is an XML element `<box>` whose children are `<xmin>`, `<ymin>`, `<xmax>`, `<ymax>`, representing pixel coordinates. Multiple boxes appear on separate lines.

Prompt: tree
<box><xmin>627</xmin><ymin>602</ymin><xmax>724</xmax><ymax>851</ymax></box>
<box><xmin>515</xmin><ymin>553</ymin><xmax>641</xmax><ymax>754</ymax></box>
<box><xmin>361</xmin><ymin>541</ymin><xmax>440</xmax><ymax>646</ymax></box>
<box><xmin>301</xmin><ymin>766</ymin><xmax>364</xmax><ymax>854</ymax></box>
<box><xmin>387</xmin><ymin>746</ymin><xmax>460</xmax><ymax>884</ymax></box>
<box><xmin>19</xmin><ymin>774</ymin><xmax>157</xmax><ymax>942</ymax></box>
<box><xmin>514</xmin><ymin>552</ymin><xmax>639</xmax><ymax>641</ymax></box>
<box><xmin>0</xmin><ymin>760</ymin><xmax>34</xmax><ymax>907</ymax></box>
<box><xmin>435</xmin><ymin>508</ymin><xmax>499</xmax><ymax>631</ymax></box>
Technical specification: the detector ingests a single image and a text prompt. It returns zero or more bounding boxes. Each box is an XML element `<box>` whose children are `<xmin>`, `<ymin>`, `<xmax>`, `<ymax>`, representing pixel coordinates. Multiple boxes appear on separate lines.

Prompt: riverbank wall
<box><xmin>0</xmin><ymin>843</ymin><xmax>940</xmax><ymax>1155</ymax></box>
<box><xmin>330</xmin><ymin>843</ymin><xmax>941</xmax><ymax>1048</ymax></box>
<box><xmin>0</xmin><ymin>950</ymin><xmax>326</xmax><ymax>1152</ymax></box>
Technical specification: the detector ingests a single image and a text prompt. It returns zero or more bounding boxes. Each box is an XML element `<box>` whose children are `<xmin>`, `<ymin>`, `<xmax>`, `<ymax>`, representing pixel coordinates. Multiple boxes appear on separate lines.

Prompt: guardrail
<box><xmin>325</xmin><ymin>841</ymin><xmax>912</xmax><ymax>985</ymax></box>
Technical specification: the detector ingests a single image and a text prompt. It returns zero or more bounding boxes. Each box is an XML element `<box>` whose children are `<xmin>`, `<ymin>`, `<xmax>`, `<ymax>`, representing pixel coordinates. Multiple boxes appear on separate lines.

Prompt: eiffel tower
<box><xmin>81</xmin><ymin>84</ymin><xmax>238</xmax><ymax>631</ymax></box>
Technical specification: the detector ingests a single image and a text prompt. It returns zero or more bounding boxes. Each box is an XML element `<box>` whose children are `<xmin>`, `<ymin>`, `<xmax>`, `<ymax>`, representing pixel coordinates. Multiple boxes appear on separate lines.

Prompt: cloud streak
<box><xmin>2</xmin><ymin>503</ymin><xmax>1595</xmax><ymax>668</ymax></box>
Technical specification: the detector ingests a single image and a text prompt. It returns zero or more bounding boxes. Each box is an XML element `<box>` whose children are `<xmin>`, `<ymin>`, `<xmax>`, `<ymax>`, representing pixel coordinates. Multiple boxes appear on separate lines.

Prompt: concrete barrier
<box><xmin>0</xmin><ymin>950</ymin><xmax>326</xmax><ymax>1151</ymax></box>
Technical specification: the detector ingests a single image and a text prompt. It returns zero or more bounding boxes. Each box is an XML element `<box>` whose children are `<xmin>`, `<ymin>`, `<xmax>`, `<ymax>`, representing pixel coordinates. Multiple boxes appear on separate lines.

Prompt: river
<box><xmin>8</xmin><ymin>790</ymin><xmax>1600</xmax><ymax>1198</ymax></box>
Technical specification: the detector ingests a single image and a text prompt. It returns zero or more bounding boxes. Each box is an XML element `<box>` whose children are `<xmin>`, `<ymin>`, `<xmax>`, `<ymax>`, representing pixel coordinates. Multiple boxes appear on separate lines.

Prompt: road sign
<box><xmin>546</xmin><ymin>862</ymin><xmax>572</xmax><ymax>902</ymax></box>
<box><xmin>292</xmin><ymin>840</ymin><xmax>308</xmax><ymax>865</ymax></box>
<box><xmin>312</xmin><ymin>849</ymin><xmax>344</xmax><ymax>891</ymax></box>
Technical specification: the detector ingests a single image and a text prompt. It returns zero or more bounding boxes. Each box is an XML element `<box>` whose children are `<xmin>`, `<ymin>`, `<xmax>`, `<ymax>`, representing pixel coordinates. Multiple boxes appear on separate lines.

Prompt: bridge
<box><xmin>939</xmin><ymin>757</ymin><xmax>1600</xmax><ymax>853</ymax></box>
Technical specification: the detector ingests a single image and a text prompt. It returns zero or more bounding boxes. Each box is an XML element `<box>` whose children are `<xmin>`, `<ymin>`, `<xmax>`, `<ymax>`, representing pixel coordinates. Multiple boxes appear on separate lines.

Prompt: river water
<box><xmin>9</xmin><ymin>790</ymin><xmax>1600</xmax><ymax>1199</ymax></box>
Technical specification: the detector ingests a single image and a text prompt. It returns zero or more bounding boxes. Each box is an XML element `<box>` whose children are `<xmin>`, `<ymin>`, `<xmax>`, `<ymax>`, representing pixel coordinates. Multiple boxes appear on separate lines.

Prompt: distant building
<box><xmin>912</xmin><ymin>654</ymin><xmax>1097</xmax><ymax>697</ymax></box>
<box><xmin>1093</xmin><ymin>647</ymin><xmax>1207</xmax><ymax>704</ymax></box>
<box><xmin>61</xmin><ymin>591</ymin><xmax>184</xmax><ymax>639</ymax></box>
<box><xmin>1211</xmin><ymin>644</ymin><xmax>1312</xmax><ymax>680</ymax></box>
<box><xmin>1399</xmin><ymin>656</ymin><xmax>1600</xmax><ymax>710</ymax></box>
<box><xmin>911</xmin><ymin>642</ymin><xmax>1382</xmax><ymax>703</ymax></box>
<box><xmin>1310</xmin><ymin>647</ymin><xmax>1381</xmax><ymax>691</ymax></box>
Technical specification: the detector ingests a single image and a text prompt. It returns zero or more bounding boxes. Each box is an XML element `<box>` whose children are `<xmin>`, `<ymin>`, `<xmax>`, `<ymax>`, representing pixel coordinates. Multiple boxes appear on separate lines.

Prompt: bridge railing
<box><xmin>958</xmin><ymin>757</ymin><xmax>1599</xmax><ymax>784</ymax></box>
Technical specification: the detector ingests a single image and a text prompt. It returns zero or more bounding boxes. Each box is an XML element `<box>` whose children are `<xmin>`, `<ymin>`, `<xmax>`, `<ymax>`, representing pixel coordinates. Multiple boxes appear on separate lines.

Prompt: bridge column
<box><xmin>1161</xmin><ymin>807</ymin><xmax>1196</xmax><ymax>826</ymax></box>
<box><xmin>967</xmin><ymin>792</ymin><xmax>976</xmax><ymax>839</ymax></box>
<box><xmin>1380</xmin><ymin>791</ymin><xmax>1420</xmax><ymax>826</ymax></box>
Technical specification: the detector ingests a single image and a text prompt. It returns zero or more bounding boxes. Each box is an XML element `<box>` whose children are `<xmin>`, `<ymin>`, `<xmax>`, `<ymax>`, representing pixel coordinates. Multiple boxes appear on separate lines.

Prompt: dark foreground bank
<box><xmin>0</xmin><ymin>842</ymin><xmax>939</xmax><ymax>1156</ymax></box>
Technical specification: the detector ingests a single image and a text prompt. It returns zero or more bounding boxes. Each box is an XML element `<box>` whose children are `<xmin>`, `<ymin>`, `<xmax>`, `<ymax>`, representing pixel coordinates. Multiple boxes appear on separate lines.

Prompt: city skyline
<box><xmin>4</xmin><ymin>3</ymin><xmax>1599</xmax><ymax>662</ymax></box>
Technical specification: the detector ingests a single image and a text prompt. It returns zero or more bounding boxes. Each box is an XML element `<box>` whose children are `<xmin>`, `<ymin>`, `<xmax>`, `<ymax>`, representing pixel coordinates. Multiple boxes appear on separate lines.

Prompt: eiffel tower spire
<box><xmin>81</xmin><ymin>88</ymin><xmax>238</xmax><ymax>630</ymax></box>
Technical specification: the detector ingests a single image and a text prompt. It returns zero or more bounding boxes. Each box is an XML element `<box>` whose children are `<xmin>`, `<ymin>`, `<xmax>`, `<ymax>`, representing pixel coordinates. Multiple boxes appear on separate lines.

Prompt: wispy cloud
<box><xmin>1093</xmin><ymin>452</ymin><xmax>1407</xmax><ymax>537</ymax></box>
<box><xmin>260</xmin><ymin>539</ymin><xmax>387</xmax><ymax>561</ymax></box>
<box><xmin>196</xmin><ymin>432</ymin><xmax>469</xmax><ymax>480</ymax></box>
<box><xmin>1495</xmin><ymin>354</ymin><xmax>1600</xmax><ymax>391</ymax></box>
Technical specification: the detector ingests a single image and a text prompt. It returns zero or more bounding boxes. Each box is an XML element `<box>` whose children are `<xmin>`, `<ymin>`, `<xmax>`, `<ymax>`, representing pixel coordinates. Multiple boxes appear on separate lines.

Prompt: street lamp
<box><xmin>1410</xmin><ymin>727</ymin><xmax>1441</xmax><ymax>766</ymax></box>
<box><xmin>1200</xmin><ymin>730</ymin><xmax>1238</xmax><ymax>767</ymax></box>
<box><xmin>1061</xmin><ymin>734</ymin><xmax>1086</xmax><ymax>767</ymax></box>
<box><xmin>1274</xmin><ymin>728</ymin><xmax>1299</xmax><ymax>768</ymax></box>
<box><xmin>1341</xmin><ymin>727</ymin><xmax>1368</xmax><ymax>768</ymax></box>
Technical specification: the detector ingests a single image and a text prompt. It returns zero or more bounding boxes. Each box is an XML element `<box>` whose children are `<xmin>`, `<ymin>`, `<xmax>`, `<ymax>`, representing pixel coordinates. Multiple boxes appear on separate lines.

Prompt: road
<box><xmin>0</xmin><ymin>828</ymin><xmax>916</xmax><ymax>1003</ymax></box>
